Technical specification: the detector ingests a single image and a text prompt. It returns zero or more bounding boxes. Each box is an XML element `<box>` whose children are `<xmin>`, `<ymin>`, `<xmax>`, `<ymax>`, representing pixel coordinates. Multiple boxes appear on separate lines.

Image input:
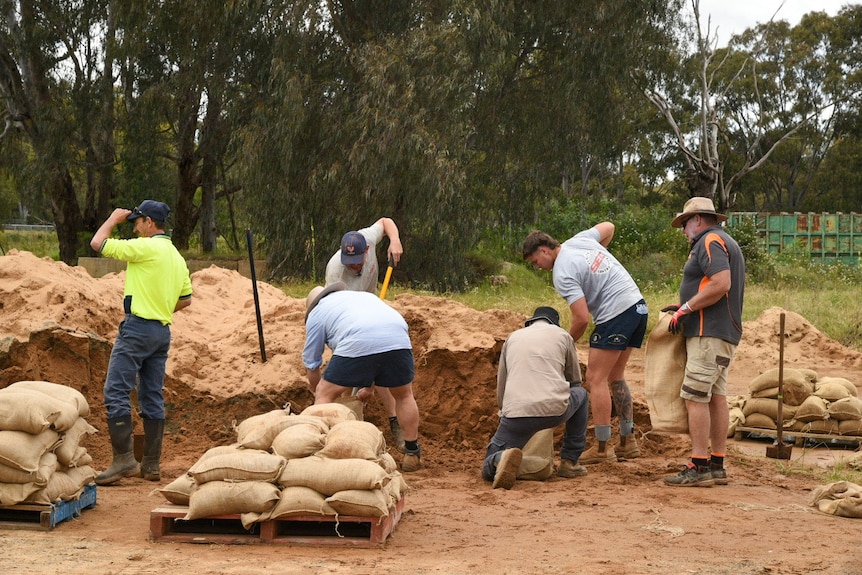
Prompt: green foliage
<box><xmin>724</xmin><ymin>216</ymin><xmax>775</xmax><ymax>283</ymax></box>
<box><xmin>0</xmin><ymin>230</ymin><xmax>60</xmax><ymax>260</ymax></box>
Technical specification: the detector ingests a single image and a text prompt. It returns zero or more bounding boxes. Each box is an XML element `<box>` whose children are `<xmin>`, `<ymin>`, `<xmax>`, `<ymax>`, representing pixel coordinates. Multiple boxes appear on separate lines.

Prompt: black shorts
<box><xmin>589</xmin><ymin>300</ymin><xmax>649</xmax><ymax>350</ymax></box>
<box><xmin>323</xmin><ymin>349</ymin><xmax>415</xmax><ymax>388</ymax></box>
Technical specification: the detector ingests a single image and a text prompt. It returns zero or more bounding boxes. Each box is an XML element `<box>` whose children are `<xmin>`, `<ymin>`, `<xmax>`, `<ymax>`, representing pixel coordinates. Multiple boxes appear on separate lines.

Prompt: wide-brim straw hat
<box><xmin>305</xmin><ymin>282</ymin><xmax>347</xmax><ymax>321</ymax></box>
<box><xmin>671</xmin><ymin>197</ymin><xmax>728</xmax><ymax>228</ymax></box>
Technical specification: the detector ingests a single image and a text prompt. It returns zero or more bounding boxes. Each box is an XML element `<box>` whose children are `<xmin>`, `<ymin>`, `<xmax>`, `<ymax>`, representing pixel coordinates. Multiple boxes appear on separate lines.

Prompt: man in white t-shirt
<box><xmin>523</xmin><ymin>223</ymin><xmax>649</xmax><ymax>465</ymax></box>
<box><xmin>323</xmin><ymin>217</ymin><xmax>405</xmax><ymax>450</ymax></box>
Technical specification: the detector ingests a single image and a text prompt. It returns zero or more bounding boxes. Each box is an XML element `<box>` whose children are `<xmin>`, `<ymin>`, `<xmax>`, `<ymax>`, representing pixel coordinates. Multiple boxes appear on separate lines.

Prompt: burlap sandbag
<box><xmin>8</xmin><ymin>380</ymin><xmax>90</xmax><ymax>417</ymax></box>
<box><xmin>0</xmin><ymin>481</ymin><xmax>41</xmax><ymax>505</ymax></box>
<box><xmin>727</xmin><ymin>406</ymin><xmax>745</xmax><ymax>437</ymax></box>
<box><xmin>160</xmin><ymin>473</ymin><xmax>196</xmax><ymax>505</ymax></box>
<box><xmin>516</xmin><ymin>428</ymin><xmax>554</xmax><ymax>481</ymax></box>
<box><xmin>333</xmin><ymin>395</ymin><xmax>364</xmax><ymax>421</ymax></box>
<box><xmin>741</xmin><ymin>398</ymin><xmax>797</xmax><ymax>422</ymax></box>
<box><xmin>263</xmin><ymin>486</ymin><xmax>336</xmax><ymax>519</ymax></box>
<box><xmin>0</xmin><ymin>429</ymin><xmax>61</xmax><ymax>472</ymax></box>
<box><xmin>271</xmin><ymin>423</ymin><xmax>327</xmax><ymax>460</ymax></box>
<box><xmin>183</xmin><ymin>480</ymin><xmax>281</xmax><ymax>521</ymax></box>
<box><xmin>795</xmin><ymin>395</ymin><xmax>829</xmax><ymax>422</ymax></box>
<box><xmin>67</xmin><ymin>446</ymin><xmax>92</xmax><ymax>468</ymax></box>
<box><xmin>802</xmin><ymin>419</ymin><xmax>840</xmax><ymax>434</ymax></box>
<box><xmin>0</xmin><ymin>389</ymin><xmax>60</xmax><ymax>434</ymax></box>
<box><xmin>188</xmin><ymin>447</ymin><xmax>286</xmax><ymax>484</ymax></box>
<box><xmin>278</xmin><ymin>455</ymin><xmax>389</xmax><ymax>495</ymax></box>
<box><xmin>810</xmin><ymin>481</ymin><xmax>862</xmax><ymax>518</ymax></box>
<box><xmin>386</xmin><ymin>471</ymin><xmax>409</xmax><ymax>505</ymax></box>
<box><xmin>749</xmin><ymin>368</ymin><xmax>809</xmax><ymax>396</ymax></box>
<box><xmin>318</xmin><ymin>420</ymin><xmax>385</xmax><ymax>460</ymax></box>
<box><xmin>326</xmin><ymin>488</ymin><xmax>390</xmax><ymax>517</ymax></box>
<box><xmin>744</xmin><ymin>412</ymin><xmax>776</xmax><ymax>429</ymax></box>
<box><xmin>25</xmin><ymin>465</ymin><xmax>96</xmax><ymax>504</ymax></box>
<box><xmin>644</xmin><ymin>312</ymin><xmax>688</xmax><ymax>433</ymax></box>
<box><xmin>815</xmin><ymin>377</ymin><xmax>856</xmax><ymax>400</ymax></box>
<box><xmin>0</xmin><ymin>450</ymin><xmax>57</xmax><ymax>485</ymax></box>
<box><xmin>300</xmin><ymin>403</ymin><xmax>358</xmax><ymax>427</ymax></box>
<box><xmin>235</xmin><ymin>408</ymin><xmax>293</xmax><ymax>450</ymax></box>
<box><xmin>798</xmin><ymin>368</ymin><xmax>819</xmax><ymax>383</ymax></box>
<box><xmin>54</xmin><ymin>417</ymin><xmax>97</xmax><ymax>466</ymax></box>
<box><xmin>839</xmin><ymin>419</ymin><xmax>862</xmax><ymax>436</ymax></box>
<box><xmin>828</xmin><ymin>396</ymin><xmax>862</xmax><ymax>421</ymax></box>
<box><xmin>377</xmin><ymin>452</ymin><xmax>398</xmax><ymax>474</ymax></box>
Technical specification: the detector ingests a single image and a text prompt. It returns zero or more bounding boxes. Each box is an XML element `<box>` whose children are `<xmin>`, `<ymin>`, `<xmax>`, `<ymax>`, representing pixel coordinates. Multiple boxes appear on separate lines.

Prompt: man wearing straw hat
<box><xmin>663</xmin><ymin>197</ymin><xmax>746</xmax><ymax>487</ymax></box>
<box><xmin>325</xmin><ymin>217</ymin><xmax>405</xmax><ymax>450</ymax></box>
<box><xmin>302</xmin><ymin>282</ymin><xmax>423</xmax><ymax>472</ymax></box>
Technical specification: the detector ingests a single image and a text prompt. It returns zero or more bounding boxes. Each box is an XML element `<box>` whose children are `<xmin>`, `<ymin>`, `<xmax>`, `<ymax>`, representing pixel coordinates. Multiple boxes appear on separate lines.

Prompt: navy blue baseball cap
<box><xmin>340</xmin><ymin>231</ymin><xmax>368</xmax><ymax>265</ymax></box>
<box><xmin>127</xmin><ymin>200</ymin><xmax>170</xmax><ymax>223</ymax></box>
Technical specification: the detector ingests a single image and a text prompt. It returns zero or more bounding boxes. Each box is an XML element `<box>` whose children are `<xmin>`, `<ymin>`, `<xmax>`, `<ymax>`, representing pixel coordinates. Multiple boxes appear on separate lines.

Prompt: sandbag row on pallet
<box><xmin>728</xmin><ymin>368</ymin><xmax>862</xmax><ymax>436</ymax></box>
<box><xmin>158</xmin><ymin>402</ymin><xmax>409</xmax><ymax>525</ymax></box>
<box><xmin>0</xmin><ymin>381</ymin><xmax>97</xmax><ymax>505</ymax></box>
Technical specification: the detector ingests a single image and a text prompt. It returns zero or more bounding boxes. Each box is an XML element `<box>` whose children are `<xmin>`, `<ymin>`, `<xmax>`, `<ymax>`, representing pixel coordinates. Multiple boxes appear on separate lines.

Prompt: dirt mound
<box><xmin>1</xmin><ymin>250</ymin><xmax>860</xmax><ymax>473</ymax></box>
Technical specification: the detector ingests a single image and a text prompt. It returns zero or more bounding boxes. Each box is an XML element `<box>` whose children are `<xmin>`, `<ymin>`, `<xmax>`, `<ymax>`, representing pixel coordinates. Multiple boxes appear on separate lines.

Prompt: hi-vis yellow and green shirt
<box><xmin>100</xmin><ymin>234</ymin><xmax>192</xmax><ymax>325</ymax></box>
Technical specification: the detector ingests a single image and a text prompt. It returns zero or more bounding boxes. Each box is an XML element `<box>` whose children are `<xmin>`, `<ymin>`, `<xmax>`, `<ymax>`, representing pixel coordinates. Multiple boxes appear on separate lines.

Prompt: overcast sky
<box><xmin>693</xmin><ymin>0</ymin><xmax>855</xmax><ymax>44</ymax></box>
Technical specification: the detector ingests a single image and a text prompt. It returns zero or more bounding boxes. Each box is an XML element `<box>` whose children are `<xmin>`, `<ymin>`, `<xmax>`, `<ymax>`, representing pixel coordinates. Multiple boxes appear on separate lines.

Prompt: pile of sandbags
<box><xmin>159</xmin><ymin>403</ymin><xmax>408</xmax><ymax>527</ymax></box>
<box><xmin>0</xmin><ymin>381</ymin><xmax>97</xmax><ymax>506</ymax></box>
<box><xmin>734</xmin><ymin>368</ymin><xmax>862</xmax><ymax>436</ymax></box>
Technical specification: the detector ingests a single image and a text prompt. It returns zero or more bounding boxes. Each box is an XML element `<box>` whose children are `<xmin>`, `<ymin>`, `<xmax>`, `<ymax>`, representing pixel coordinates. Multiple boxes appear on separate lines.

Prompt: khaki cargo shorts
<box><xmin>680</xmin><ymin>336</ymin><xmax>737</xmax><ymax>403</ymax></box>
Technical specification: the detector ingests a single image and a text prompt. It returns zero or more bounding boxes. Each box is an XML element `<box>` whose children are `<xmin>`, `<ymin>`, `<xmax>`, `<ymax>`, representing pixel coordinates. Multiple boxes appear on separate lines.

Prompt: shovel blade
<box><xmin>766</xmin><ymin>443</ymin><xmax>793</xmax><ymax>460</ymax></box>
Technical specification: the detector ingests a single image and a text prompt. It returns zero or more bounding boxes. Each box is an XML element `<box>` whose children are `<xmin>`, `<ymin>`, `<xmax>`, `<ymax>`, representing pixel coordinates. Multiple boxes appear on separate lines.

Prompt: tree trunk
<box><xmin>50</xmin><ymin>169</ymin><xmax>83</xmax><ymax>264</ymax></box>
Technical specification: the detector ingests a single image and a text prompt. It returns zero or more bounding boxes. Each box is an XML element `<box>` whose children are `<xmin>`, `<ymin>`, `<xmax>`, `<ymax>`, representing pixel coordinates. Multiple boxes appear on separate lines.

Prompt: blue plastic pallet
<box><xmin>0</xmin><ymin>483</ymin><xmax>97</xmax><ymax>530</ymax></box>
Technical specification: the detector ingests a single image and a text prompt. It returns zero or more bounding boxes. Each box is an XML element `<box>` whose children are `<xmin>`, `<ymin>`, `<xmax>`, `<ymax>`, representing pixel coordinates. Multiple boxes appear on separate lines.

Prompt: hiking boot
<box><xmin>710</xmin><ymin>465</ymin><xmax>728</xmax><ymax>485</ymax></box>
<box><xmin>579</xmin><ymin>444</ymin><xmax>617</xmax><ymax>465</ymax></box>
<box><xmin>390</xmin><ymin>419</ymin><xmax>406</xmax><ymax>454</ymax></box>
<box><xmin>557</xmin><ymin>459</ymin><xmax>588</xmax><ymax>478</ymax></box>
<box><xmin>492</xmin><ymin>448</ymin><xmax>523</xmax><ymax>490</ymax></box>
<box><xmin>616</xmin><ymin>436</ymin><xmax>641</xmax><ymax>460</ymax></box>
<box><xmin>402</xmin><ymin>446</ymin><xmax>422</xmax><ymax>472</ymax></box>
<box><xmin>664</xmin><ymin>464</ymin><xmax>715</xmax><ymax>487</ymax></box>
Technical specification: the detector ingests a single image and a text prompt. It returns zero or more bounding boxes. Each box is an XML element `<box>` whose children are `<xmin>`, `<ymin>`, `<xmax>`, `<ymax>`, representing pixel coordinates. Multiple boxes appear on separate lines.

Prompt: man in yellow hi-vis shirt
<box><xmin>90</xmin><ymin>200</ymin><xmax>193</xmax><ymax>485</ymax></box>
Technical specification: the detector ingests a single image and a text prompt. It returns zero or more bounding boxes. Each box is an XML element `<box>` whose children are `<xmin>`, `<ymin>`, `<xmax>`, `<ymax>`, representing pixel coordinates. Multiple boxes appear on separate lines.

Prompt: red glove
<box><xmin>667</xmin><ymin>302</ymin><xmax>692</xmax><ymax>335</ymax></box>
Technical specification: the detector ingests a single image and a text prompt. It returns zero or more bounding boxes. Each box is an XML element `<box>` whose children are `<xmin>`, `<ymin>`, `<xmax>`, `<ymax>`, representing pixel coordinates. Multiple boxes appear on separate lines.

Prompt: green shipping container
<box><xmin>727</xmin><ymin>212</ymin><xmax>862</xmax><ymax>264</ymax></box>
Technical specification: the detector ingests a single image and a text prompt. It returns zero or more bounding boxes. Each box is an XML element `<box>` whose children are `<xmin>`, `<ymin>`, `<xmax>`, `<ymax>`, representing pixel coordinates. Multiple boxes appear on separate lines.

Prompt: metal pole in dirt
<box><xmin>246</xmin><ymin>229</ymin><xmax>267</xmax><ymax>363</ymax></box>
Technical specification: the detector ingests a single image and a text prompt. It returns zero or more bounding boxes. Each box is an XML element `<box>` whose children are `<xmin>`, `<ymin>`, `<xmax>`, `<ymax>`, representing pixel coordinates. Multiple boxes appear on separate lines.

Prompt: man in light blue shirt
<box><xmin>302</xmin><ymin>282</ymin><xmax>422</xmax><ymax>472</ymax></box>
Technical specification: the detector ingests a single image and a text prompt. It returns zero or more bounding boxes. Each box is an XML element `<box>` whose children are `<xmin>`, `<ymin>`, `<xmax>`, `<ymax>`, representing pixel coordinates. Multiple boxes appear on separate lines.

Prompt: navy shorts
<box><xmin>589</xmin><ymin>299</ymin><xmax>649</xmax><ymax>350</ymax></box>
<box><xmin>323</xmin><ymin>349</ymin><xmax>415</xmax><ymax>389</ymax></box>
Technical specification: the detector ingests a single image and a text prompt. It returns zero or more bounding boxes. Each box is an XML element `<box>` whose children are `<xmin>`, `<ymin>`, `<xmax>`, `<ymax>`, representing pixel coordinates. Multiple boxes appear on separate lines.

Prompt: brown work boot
<box><xmin>616</xmin><ymin>435</ymin><xmax>641</xmax><ymax>460</ymax></box>
<box><xmin>492</xmin><ymin>448</ymin><xmax>522</xmax><ymax>490</ymax></box>
<box><xmin>579</xmin><ymin>444</ymin><xmax>617</xmax><ymax>465</ymax></box>
<box><xmin>557</xmin><ymin>459</ymin><xmax>588</xmax><ymax>478</ymax></box>
<box><xmin>401</xmin><ymin>446</ymin><xmax>422</xmax><ymax>472</ymax></box>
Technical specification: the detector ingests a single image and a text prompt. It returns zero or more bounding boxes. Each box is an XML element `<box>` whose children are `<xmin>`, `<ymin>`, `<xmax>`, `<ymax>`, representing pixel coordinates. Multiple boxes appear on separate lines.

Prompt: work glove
<box><xmin>667</xmin><ymin>302</ymin><xmax>692</xmax><ymax>335</ymax></box>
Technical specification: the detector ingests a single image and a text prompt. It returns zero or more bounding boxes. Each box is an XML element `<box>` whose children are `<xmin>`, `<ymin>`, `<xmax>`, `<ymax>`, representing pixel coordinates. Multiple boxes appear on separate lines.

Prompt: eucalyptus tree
<box><xmin>0</xmin><ymin>0</ymin><xmax>116</xmax><ymax>263</ymax></box>
<box><xmin>115</xmin><ymin>0</ymin><xmax>277</xmax><ymax>251</ymax></box>
<box><xmin>642</xmin><ymin>0</ymin><xmax>857</xmax><ymax>212</ymax></box>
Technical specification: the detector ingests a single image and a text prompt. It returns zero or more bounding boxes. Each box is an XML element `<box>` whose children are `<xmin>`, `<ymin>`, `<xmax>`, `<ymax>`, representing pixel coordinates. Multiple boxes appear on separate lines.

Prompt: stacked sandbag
<box><xmin>0</xmin><ymin>381</ymin><xmax>97</xmax><ymax>505</ymax></box>
<box><xmin>160</xmin><ymin>404</ymin><xmax>407</xmax><ymax>527</ymax></box>
<box><xmin>726</xmin><ymin>395</ymin><xmax>747</xmax><ymax>438</ymax></box>
<box><xmin>740</xmin><ymin>369</ymin><xmax>862</xmax><ymax>436</ymax></box>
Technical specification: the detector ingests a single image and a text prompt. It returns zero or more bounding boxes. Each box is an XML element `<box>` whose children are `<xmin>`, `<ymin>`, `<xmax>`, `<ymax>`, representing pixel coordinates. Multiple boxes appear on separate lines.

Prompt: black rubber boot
<box><xmin>95</xmin><ymin>415</ymin><xmax>140</xmax><ymax>486</ymax></box>
<box><xmin>141</xmin><ymin>418</ymin><xmax>165</xmax><ymax>481</ymax></box>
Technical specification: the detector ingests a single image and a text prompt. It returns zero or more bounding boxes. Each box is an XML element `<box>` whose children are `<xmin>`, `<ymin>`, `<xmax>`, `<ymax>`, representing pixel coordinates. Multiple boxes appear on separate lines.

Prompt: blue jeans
<box><xmin>104</xmin><ymin>315</ymin><xmax>171</xmax><ymax>420</ymax></box>
<box><xmin>482</xmin><ymin>387</ymin><xmax>589</xmax><ymax>481</ymax></box>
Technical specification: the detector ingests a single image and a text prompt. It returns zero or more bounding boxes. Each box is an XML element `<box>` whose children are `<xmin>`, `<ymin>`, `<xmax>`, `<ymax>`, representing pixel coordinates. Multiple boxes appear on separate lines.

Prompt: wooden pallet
<box><xmin>0</xmin><ymin>483</ymin><xmax>97</xmax><ymax>531</ymax></box>
<box><xmin>735</xmin><ymin>426</ymin><xmax>861</xmax><ymax>447</ymax></box>
<box><xmin>149</xmin><ymin>494</ymin><xmax>405</xmax><ymax>548</ymax></box>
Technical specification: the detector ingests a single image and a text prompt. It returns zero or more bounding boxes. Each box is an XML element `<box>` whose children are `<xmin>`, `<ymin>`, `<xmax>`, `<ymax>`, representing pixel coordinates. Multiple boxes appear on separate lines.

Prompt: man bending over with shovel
<box><xmin>302</xmin><ymin>282</ymin><xmax>423</xmax><ymax>472</ymax></box>
<box><xmin>325</xmin><ymin>217</ymin><xmax>405</xmax><ymax>451</ymax></box>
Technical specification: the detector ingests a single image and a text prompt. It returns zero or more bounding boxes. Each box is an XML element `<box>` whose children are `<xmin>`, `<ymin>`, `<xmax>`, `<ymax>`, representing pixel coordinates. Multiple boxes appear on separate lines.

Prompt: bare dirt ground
<box><xmin>0</xmin><ymin>250</ymin><xmax>860</xmax><ymax>575</ymax></box>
